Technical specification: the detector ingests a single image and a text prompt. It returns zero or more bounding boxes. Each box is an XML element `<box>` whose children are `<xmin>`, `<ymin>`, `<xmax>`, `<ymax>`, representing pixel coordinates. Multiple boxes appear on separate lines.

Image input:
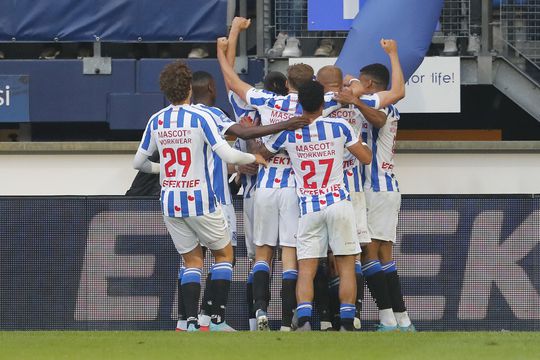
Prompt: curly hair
<box><xmin>159</xmin><ymin>61</ymin><xmax>192</xmax><ymax>104</ymax></box>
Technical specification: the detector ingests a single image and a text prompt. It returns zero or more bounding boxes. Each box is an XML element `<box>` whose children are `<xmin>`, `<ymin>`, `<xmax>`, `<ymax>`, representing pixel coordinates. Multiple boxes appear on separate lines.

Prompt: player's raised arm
<box><xmin>334</xmin><ymin>88</ymin><xmax>387</xmax><ymax>128</ymax></box>
<box><xmin>348</xmin><ymin>39</ymin><xmax>405</xmax><ymax>108</ymax></box>
<box><xmin>225</xmin><ymin>18</ymin><xmax>251</xmax><ymax>92</ymax></box>
<box><xmin>377</xmin><ymin>39</ymin><xmax>405</xmax><ymax>107</ymax></box>
<box><xmin>217</xmin><ymin>37</ymin><xmax>252</xmax><ymax>103</ymax></box>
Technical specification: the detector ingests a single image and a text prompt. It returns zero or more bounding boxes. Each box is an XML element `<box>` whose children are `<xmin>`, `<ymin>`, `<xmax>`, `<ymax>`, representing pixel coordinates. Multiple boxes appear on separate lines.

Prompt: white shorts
<box><xmin>243</xmin><ymin>196</ymin><xmax>256</xmax><ymax>259</ymax></box>
<box><xmin>253</xmin><ymin>187</ymin><xmax>299</xmax><ymax>248</ymax></box>
<box><xmin>296</xmin><ymin>200</ymin><xmax>360</xmax><ymax>260</ymax></box>
<box><xmin>163</xmin><ymin>207</ymin><xmax>231</xmax><ymax>254</ymax></box>
<box><xmin>222</xmin><ymin>203</ymin><xmax>237</xmax><ymax>247</ymax></box>
<box><xmin>365</xmin><ymin>190</ymin><xmax>401</xmax><ymax>243</ymax></box>
<box><xmin>350</xmin><ymin>191</ymin><xmax>371</xmax><ymax>245</ymax></box>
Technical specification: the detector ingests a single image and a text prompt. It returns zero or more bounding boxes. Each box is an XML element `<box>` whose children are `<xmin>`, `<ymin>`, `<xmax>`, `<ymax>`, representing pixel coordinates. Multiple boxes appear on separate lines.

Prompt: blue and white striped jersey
<box><xmin>192</xmin><ymin>104</ymin><xmax>236</xmax><ymax>205</ymax></box>
<box><xmin>265</xmin><ymin>116</ymin><xmax>358</xmax><ymax>216</ymax></box>
<box><xmin>234</xmin><ymin>139</ymin><xmax>258</xmax><ymax>199</ymax></box>
<box><xmin>362</xmin><ymin>104</ymin><xmax>400</xmax><ymax>192</ymax></box>
<box><xmin>326</xmin><ymin>91</ymin><xmax>381</xmax><ymax>194</ymax></box>
<box><xmin>228</xmin><ymin>90</ymin><xmax>258</xmax><ymax>123</ymax></box>
<box><xmin>138</xmin><ymin>104</ymin><xmax>228</xmax><ymax>217</ymax></box>
<box><xmin>246</xmin><ymin>88</ymin><xmax>341</xmax><ymax>190</ymax></box>
<box><xmin>228</xmin><ymin>90</ymin><xmax>258</xmax><ymax>199</ymax></box>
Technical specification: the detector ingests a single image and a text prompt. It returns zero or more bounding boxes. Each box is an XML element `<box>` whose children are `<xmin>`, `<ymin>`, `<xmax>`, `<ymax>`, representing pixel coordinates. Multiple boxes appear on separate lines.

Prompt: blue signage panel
<box><xmin>308</xmin><ymin>0</ymin><xmax>361</xmax><ymax>31</ymax></box>
<box><xmin>0</xmin><ymin>75</ymin><xmax>29</xmax><ymax>122</ymax></box>
<box><xmin>0</xmin><ymin>196</ymin><xmax>539</xmax><ymax>331</ymax></box>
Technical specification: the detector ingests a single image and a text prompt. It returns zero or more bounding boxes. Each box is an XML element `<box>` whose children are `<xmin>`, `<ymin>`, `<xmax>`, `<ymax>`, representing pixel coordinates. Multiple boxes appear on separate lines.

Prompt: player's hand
<box><xmin>238</xmin><ymin>163</ymin><xmax>259</xmax><ymax>175</ymax></box>
<box><xmin>217</xmin><ymin>37</ymin><xmax>229</xmax><ymax>52</ymax></box>
<box><xmin>343</xmin><ymin>74</ymin><xmax>356</xmax><ymax>86</ymax></box>
<box><xmin>380</xmin><ymin>39</ymin><xmax>397</xmax><ymax>55</ymax></box>
<box><xmin>254</xmin><ymin>153</ymin><xmax>268</xmax><ymax>168</ymax></box>
<box><xmin>232</xmin><ymin>17</ymin><xmax>251</xmax><ymax>31</ymax></box>
<box><xmin>334</xmin><ymin>88</ymin><xmax>358</xmax><ymax>105</ymax></box>
<box><xmin>239</xmin><ymin>115</ymin><xmax>255</xmax><ymax>128</ymax></box>
<box><xmin>284</xmin><ymin>116</ymin><xmax>310</xmax><ymax>130</ymax></box>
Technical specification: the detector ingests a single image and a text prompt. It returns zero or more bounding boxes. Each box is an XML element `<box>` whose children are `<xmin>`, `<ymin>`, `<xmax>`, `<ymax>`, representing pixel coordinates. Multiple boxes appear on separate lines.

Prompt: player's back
<box><xmin>146</xmin><ymin>104</ymin><xmax>223</xmax><ymax>217</ymax></box>
<box><xmin>362</xmin><ymin>104</ymin><xmax>400</xmax><ymax>192</ymax></box>
<box><xmin>270</xmin><ymin>116</ymin><xmax>356</xmax><ymax>215</ymax></box>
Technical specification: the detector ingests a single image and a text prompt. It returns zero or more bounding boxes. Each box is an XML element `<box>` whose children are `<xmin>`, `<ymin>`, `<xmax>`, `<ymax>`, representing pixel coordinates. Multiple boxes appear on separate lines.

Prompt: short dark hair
<box><xmin>159</xmin><ymin>61</ymin><xmax>192</xmax><ymax>104</ymax></box>
<box><xmin>287</xmin><ymin>63</ymin><xmax>314</xmax><ymax>91</ymax></box>
<box><xmin>264</xmin><ymin>71</ymin><xmax>288</xmax><ymax>96</ymax></box>
<box><xmin>360</xmin><ymin>63</ymin><xmax>390</xmax><ymax>89</ymax></box>
<box><xmin>192</xmin><ymin>71</ymin><xmax>214</xmax><ymax>87</ymax></box>
<box><xmin>298</xmin><ymin>81</ymin><xmax>324</xmax><ymax>113</ymax></box>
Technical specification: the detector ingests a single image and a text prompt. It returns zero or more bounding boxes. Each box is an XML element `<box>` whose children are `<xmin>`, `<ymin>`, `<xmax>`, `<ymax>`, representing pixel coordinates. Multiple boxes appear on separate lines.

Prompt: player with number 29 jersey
<box><xmin>138</xmin><ymin>104</ymin><xmax>230</xmax><ymax>218</ymax></box>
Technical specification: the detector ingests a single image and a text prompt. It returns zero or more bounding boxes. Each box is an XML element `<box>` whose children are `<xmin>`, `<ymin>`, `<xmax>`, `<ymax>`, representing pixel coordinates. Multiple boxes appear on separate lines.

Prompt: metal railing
<box><xmin>499</xmin><ymin>0</ymin><xmax>540</xmax><ymax>66</ymax></box>
<box><xmin>273</xmin><ymin>0</ymin><xmax>472</xmax><ymax>39</ymax></box>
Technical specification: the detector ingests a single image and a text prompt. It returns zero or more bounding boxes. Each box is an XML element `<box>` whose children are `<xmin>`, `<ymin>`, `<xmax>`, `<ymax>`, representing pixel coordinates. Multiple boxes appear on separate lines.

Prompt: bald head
<box><xmin>316</xmin><ymin>65</ymin><xmax>343</xmax><ymax>92</ymax></box>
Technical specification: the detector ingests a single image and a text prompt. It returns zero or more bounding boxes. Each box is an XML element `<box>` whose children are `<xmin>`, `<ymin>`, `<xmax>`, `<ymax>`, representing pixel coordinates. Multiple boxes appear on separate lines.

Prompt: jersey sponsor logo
<box><xmin>269</xmin><ymin>110</ymin><xmax>294</xmax><ymax>124</ymax></box>
<box><xmin>343</xmin><ymin>159</ymin><xmax>355</xmax><ymax>169</ymax></box>
<box><xmin>329</xmin><ymin>109</ymin><xmax>357</xmax><ymax>125</ymax></box>
<box><xmin>270</xmin><ymin>154</ymin><xmax>291</xmax><ymax>166</ymax></box>
<box><xmin>157</xmin><ymin>129</ymin><xmax>193</xmax><ymax>146</ymax></box>
<box><xmin>295</xmin><ymin>141</ymin><xmax>336</xmax><ymax>159</ymax></box>
<box><xmin>161</xmin><ymin>179</ymin><xmax>201</xmax><ymax>188</ymax></box>
<box><xmin>381</xmin><ymin>162</ymin><xmax>394</xmax><ymax>170</ymax></box>
<box><xmin>300</xmin><ymin>182</ymin><xmax>342</xmax><ymax>196</ymax></box>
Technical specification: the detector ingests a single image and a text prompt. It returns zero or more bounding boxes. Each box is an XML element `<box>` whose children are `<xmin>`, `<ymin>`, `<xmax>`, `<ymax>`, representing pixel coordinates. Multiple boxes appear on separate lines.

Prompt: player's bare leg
<box><xmin>295</xmin><ymin>258</ymin><xmax>319</xmax><ymax>331</ymax></box>
<box><xmin>281</xmin><ymin>246</ymin><xmax>298</xmax><ymax>331</ymax></box>
<box><xmin>205</xmin><ymin>242</ymin><xmax>236</xmax><ymax>331</ymax></box>
<box><xmin>334</xmin><ymin>254</ymin><xmax>357</xmax><ymax>331</ymax></box>
<box><xmin>180</xmin><ymin>245</ymin><xmax>205</xmax><ymax>331</ymax></box>
<box><xmin>354</xmin><ymin>253</ymin><xmax>365</xmax><ymax>330</ymax></box>
<box><xmin>362</xmin><ymin>240</ymin><xmax>398</xmax><ymax>330</ymax></box>
<box><xmin>253</xmin><ymin>244</ymin><xmax>274</xmax><ymax>330</ymax></box>
<box><xmin>325</xmin><ymin>253</ymin><xmax>341</xmax><ymax>330</ymax></box>
<box><xmin>378</xmin><ymin>241</ymin><xmax>414</xmax><ymax>331</ymax></box>
<box><xmin>313</xmin><ymin>256</ymin><xmax>332</xmax><ymax>330</ymax></box>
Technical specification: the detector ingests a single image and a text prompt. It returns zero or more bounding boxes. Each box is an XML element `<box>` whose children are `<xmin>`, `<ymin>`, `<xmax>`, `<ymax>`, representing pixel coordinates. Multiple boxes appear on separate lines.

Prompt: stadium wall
<box><xmin>0</xmin><ymin>196</ymin><xmax>538</xmax><ymax>331</ymax></box>
<box><xmin>0</xmin><ymin>150</ymin><xmax>539</xmax><ymax>195</ymax></box>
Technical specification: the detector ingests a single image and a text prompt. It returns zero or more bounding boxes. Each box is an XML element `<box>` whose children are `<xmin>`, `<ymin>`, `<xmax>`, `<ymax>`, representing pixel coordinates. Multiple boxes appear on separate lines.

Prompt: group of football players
<box><xmin>134</xmin><ymin>17</ymin><xmax>415</xmax><ymax>332</ymax></box>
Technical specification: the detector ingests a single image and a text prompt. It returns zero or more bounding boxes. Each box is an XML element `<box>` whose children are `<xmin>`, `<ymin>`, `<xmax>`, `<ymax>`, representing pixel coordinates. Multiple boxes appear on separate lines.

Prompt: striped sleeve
<box><xmin>199</xmin><ymin>113</ymin><xmax>228</xmax><ymax>150</ymax></box>
<box><xmin>360</xmin><ymin>93</ymin><xmax>381</xmax><ymax>109</ymax></box>
<box><xmin>246</xmin><ymin>88</ymin><xmax>276</xmax><ymax>109</ymax></box>
<box><xmin>199</xmin><ymin>105</ymin><xmax>235</xmax><ymax>137</ymax></box>
<box><xmin>341</xmin><ymin>120</ymin><xmax>359</xmax><ymax>148</ymax></box>
<box><xmin>137</xmin><ymin>116</ymin><xmax>157</xmax><ymax>156</ymax></box>
<box><xmin>228</xmin><ymin>90</ymin><xmax>255</xmax><ymax>120</ymax></box>
<box><xmin>322</xmin><ymin>92</ymin><xmax>342</xmax><ymax>117</ymax></box>
<box><xmin>264</xmin><ymin>130</ymin><xmax>289</xmax><ymax>153</ymax></box>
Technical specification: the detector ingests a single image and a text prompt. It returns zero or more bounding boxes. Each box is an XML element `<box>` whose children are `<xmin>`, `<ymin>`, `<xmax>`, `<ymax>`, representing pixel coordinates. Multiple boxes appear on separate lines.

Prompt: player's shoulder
<box><xmin>148</xmin><ymin>105</ymin><xmax>172</xmax><ymax>122</ymax></box>
<box><xmin>385</xmin><ymin>104</ymin><xmax>400</xmax><ymax>119</ymax></box>
<box><xmin>191</xmin><ymin>104</ymin><xmax>231</xmax><ymax>122</ymax></box>
<box><xmin>319</xmin><ymin>116</ymin><xmax>350</xmax><ymax>126</ymax></box>
<box><xmin>146</xmin><ymin>105</ymin><xmax>173</xmax><ymax>129</ymax></box>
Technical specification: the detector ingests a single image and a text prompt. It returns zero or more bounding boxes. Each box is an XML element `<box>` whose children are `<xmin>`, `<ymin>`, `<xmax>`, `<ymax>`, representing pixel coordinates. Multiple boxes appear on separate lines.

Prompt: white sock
<box><xmin>249</xmin><ymin>318</ymin><xmax>257</xmax><ymax>331</ymax></box>
<box><xmin>176</xmin><ymin>320</ymin><xmax>187</xmax><ymax>330</ymax></box>
<box><xmin>280</xmin><ymin>326</ymin><xmax>291</xmax><ymax>332</ymax></box>
<box><xmin>394</xmin><ymin>311</ymin><xmax>411</xmax><ymax>327</ymax></box>
<box><xmin>198</xmin><ymin>314</ymin><xmax>211</xmax><ymax>327</ymax></box>
<box><xmin>320</xmin><ymin>321</ymin><xmax>333</xmax><ymax>331</ymax></box>
<box><xmin>379</xmin><ymin>309</ymin><xmax>397</xmax><ymax>327</ymax></box>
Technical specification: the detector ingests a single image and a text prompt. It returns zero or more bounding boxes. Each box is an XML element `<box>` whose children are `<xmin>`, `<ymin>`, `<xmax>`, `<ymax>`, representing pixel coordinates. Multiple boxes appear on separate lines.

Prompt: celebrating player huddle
<box><xmin>133</xmin><ymin>17</ymin><xmax>414</xmax><ymax>332</ymax></box>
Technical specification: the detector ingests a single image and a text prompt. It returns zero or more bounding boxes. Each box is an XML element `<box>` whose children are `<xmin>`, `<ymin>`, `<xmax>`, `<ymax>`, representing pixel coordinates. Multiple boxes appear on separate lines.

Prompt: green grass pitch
<box><xmin>1</xmin><ymin>331</ymin><xmax>539</xmax><ymax>360</ymax></box>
